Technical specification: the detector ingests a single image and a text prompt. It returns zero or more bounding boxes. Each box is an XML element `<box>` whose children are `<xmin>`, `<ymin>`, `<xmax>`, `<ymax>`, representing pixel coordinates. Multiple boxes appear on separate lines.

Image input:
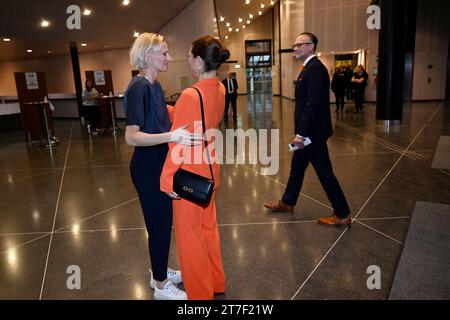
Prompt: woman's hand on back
<box><xmin>170</xmin><ymin>124</ymin><xmax>203</xmax><ymax>146</ymax></box>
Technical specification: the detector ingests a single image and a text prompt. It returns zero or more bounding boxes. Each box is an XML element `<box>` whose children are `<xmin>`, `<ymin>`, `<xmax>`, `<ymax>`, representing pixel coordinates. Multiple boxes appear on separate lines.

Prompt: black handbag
<box><xmin>173</xmin><ymin>87</ymin><xmax>214</xmax><ymax>206</ymax></box>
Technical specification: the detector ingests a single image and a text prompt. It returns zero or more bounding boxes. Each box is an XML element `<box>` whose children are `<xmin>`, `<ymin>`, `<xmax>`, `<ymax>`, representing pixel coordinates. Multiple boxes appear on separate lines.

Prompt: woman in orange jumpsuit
<box><xmin>160</xmin><ymin>35</ymin><xmax>229</xmax><ymax>300</ymax></box>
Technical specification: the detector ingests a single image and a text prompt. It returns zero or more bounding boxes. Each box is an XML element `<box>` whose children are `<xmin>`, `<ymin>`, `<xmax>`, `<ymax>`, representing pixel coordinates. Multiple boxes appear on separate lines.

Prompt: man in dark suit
<box><xmin>222</xmin><ymin>72</ymin><xmax>238</xmax><ymax>120</ymax></box>
<box><xmin>264</xmin><ymin>32</ymin><xmax>351</xmax><ymax>227</ymax></box>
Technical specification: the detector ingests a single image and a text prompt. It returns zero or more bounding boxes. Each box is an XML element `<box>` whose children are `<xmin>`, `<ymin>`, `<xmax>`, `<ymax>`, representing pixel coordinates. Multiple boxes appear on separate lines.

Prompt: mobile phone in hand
<box><xmin>288</xmin><ymin>143</ymin><xmax>300</xmax><ymax>152</ymax></box>
<box><xmin>288</xmin><ymin>137</ymin><xmax>312</xmax><ymax>152</ymax></box>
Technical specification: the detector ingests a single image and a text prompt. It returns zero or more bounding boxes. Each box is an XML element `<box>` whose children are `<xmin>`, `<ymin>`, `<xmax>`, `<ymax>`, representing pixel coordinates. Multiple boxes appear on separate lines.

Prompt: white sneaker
<box><xmin>153</xmin><ymin>280</ymin><xmax>187</xmax><ymax>300</ymax></box>
<box><xmin>149</xmin><ymin>268</ymin><xmax>182</xmax><ymax>288</ymax></box>
<box><xmin>167</xmin><ymin>268</ymin><xmax>182</xmax><ymax>284</ymax></box>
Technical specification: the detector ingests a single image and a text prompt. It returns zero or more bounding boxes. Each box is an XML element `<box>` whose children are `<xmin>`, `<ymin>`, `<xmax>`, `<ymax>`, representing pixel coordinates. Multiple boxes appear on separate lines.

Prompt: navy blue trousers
<box><xmin>224</xmin><ymin>93</ymin><xmax>237</xmax><ymax>119</ymax></box>
<box><xmin>282</xmin><ymin>141</ymin><xmax>350</xmax><ymax>217</ymax></box>
<box><xmin>130</xmin><ymin>145</ymin><xmax>173</xmax><ymax>282</ymax></box>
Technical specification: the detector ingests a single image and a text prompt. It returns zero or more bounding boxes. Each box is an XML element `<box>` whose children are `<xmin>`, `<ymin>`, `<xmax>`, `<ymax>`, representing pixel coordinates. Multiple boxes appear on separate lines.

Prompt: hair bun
<box><xmin>220</xmin><ymin>49</ymin><xmax>230</xmax><ymax>63</ymax></box>
<box><xmin>191</xmin><ymin>36</ymin><xmax>230</xmax><ymax>71</ymax></box>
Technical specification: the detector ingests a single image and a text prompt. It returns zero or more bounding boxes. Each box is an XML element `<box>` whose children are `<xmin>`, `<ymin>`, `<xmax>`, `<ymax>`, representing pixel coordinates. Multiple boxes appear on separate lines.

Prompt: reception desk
<box><xmin>0</xmin><ymin>102</ymin><xmax>22</xmax><ymax>131</ymax></box>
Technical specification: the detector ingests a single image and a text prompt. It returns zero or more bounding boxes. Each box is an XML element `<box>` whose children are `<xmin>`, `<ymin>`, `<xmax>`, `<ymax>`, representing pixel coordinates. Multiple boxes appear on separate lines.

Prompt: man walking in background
<box><xmin>264</xmin><ymin>32</ymin><xmax>352</xmax><ymax>227</ymax></box>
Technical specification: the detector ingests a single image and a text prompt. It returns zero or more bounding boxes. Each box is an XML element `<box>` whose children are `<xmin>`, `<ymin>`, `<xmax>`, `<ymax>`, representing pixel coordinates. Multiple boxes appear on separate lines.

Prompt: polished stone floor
<box><xmin>0</xmin><ymin>96</ymin><xmax>449</xmax><ymax>300</ymax></box>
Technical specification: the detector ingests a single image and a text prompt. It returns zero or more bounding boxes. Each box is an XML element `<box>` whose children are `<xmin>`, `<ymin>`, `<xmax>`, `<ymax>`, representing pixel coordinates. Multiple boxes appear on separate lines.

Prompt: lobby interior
<box><xmin>0</xmin><ymin>0</ymin><xmax>449</xmax><ymax>300</ymax></box>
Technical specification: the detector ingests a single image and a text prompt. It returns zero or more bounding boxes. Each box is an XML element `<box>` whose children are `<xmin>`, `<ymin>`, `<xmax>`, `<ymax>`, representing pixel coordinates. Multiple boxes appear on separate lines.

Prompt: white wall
<box><xmin>279</xmin><ymin>0</ymin><xmax>379</xmax><ymax>101</ymax></box>
<box><xmin>222</xmin><ymin>10</ymin><xmax>273</xmax><ymax>95</ymax></box>
<box><xmin>0</xmin><ymin>55</ymin><xmax>74</xmax><ymax>96</ymax></box>
<box><xmin>279</xmin><ymin>0</ymin><xmax>305</xmax><ymax>99</ymax></box>
<box><xmin>272</xmin><ymin>2</ymin><xmax>281</xmax><ymax>95</ymax></box>
<box><xmin>157</xmin><ymin>0</ymin><xmax>217</xmax><ymax>96</ymax></box>
<box><xmin>413</xmin><ymin>0</ymin><xmax>450</xmax><ymax>100</ymax></box>
<box><xmin>79</xmin><ymin>49</ymin><xmax>132</xmax><ymax>94</ymax></box>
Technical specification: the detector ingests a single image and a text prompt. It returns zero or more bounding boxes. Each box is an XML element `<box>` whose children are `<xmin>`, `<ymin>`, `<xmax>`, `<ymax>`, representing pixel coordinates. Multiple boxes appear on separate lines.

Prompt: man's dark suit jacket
<box><xmin>295</xmin><ymin>56</ymin><xmax>333</xmax><ymax>142</ymax></box>
<box><xmin>222</xmin><ymin>78</ymin><xmax>238</xmax><ymax>96</ymax></box>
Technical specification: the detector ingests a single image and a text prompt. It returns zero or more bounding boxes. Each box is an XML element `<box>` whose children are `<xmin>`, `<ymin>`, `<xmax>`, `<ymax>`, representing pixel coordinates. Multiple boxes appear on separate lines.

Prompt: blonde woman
<box><xmin>124</xmin><ymin>32</ymin><xmax>201</xmax><ymax>300</ymax></box>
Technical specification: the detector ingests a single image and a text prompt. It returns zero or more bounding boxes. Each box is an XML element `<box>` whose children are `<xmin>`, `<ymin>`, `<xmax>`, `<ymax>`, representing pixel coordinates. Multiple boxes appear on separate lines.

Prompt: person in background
<box><xmin>344</xmin><ymin>64</ymin><xmax>355</xmax><ymax>102</ymax></box>
<box><xmin>124</xmin><ymin>32</ymin><xmax>202</xmax><ymax>300</ymax></box>
<box><xmin>160</xmin><ymin>35</ymin><xmax>229</xmax><ymax>300</ymax></box>
<box><xmin>352</xmin><ymin>65</ymin><xmax>368</xmax><ymax>113</ymax></box>
<box><xmin>222</xmin><ymin>71</ymin><xmax>238</xmax><ymax>121</ymax></box>
<box><xmin>331</xmin><ymin>67</ymin><xmax>346</xmax><ymax>113</ymax></box>
<box><xmin>82</xmin><ymin>79</ymin><xmax>100</xmax><ymax>135</ymax></box>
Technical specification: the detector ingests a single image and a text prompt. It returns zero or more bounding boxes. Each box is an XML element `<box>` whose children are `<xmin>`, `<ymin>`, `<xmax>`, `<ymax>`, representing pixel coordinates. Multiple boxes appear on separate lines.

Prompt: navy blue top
<box><xmin>124</xmin><ymin>76</ymin><xmax>170</xmax><ymax>134</ymax></box>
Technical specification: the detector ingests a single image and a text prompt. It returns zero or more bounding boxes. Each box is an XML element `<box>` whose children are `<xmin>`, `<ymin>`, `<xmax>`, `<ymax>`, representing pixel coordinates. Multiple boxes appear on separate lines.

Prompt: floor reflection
<box><xmin>0</xmin><ymin>97</ymin><xmax>449</xmax><ymax>299</ymax></box>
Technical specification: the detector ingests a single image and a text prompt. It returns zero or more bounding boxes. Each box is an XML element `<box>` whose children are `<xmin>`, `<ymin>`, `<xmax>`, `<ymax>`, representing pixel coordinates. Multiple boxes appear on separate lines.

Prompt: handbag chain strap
<box><xmin>192</xmin><ymin>87</ymin><xmax>214</xmax><ymax>182</ymax></box>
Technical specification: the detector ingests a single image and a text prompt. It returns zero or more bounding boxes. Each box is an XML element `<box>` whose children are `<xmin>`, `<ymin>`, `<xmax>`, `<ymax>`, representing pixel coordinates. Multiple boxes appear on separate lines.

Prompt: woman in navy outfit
<box><xmin>124</xmin><ymin>32</ymin><xmax>201</xmax><ymax>300</ymax></box>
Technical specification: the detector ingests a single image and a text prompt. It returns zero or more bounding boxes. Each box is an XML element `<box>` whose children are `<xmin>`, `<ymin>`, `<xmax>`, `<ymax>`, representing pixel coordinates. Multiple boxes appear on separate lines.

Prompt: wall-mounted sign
<box><xmin>366</xmin><ymin>5</ymin><xmax>381</xmax><ymax>30</ymax></box>
<box><xmin>94</xmin><ymin>70</ymin><xmax>105</xmax><ymax>85</ymax></box>
<box><xmin>25</xmin><ymin>72</ymin><xmax>38</xmax><ymax>90</ymax></box>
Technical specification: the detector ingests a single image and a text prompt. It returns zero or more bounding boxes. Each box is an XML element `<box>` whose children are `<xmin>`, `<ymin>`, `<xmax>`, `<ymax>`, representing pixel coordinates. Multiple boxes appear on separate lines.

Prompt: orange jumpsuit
<box><xmin>160</xmin><ymin>77</ymin><xmax>226</xmax><ymax>300</ymax></box>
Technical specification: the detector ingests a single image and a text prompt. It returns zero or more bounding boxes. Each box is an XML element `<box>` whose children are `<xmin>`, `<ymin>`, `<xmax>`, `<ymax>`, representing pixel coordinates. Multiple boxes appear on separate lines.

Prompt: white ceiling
<box><xmin>0</xmin><ymin>0</ymin><xmax>193</xmax><ymax>62</ymax></box>
<box><xmin>0</xmin><ymin>0</ymin><xmax>276</xmax><ymax>62</ymax></box>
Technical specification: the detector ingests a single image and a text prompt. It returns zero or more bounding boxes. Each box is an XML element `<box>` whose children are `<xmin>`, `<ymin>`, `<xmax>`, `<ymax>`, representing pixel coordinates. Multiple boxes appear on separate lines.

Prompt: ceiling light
<box><xmin>245</xmin><ymin>0</ymin><xmax>251</xmax><ymax>4</ymax></box>
<box><xmin>242</xmin><ymin>25</ymin><xmax>246</xmax><ymax>29</ymax></box>
<box><xmin>213</xmin><ymin>18</ymin><xmax>217</xmax><ymax>22</ymax></box>
<box><xmin>271</xmin><ymin>1</ymin><xmax>275</xmax><ymax>5</ymax></box>
<box><xmin>3</xmin><ymin>38</ymin><xmax>11</xmax><ymax>42</ymax></box>
<box><xmin>235</xmin><ymin>28</ymin><xmax>239</xmax><ymax>32</ymax></box>
<box><xmin>247</xmin><ymin>20</ymin><xmax>251</xmax><ymax>24</ymax></box>
<box><xmin>226</xmin><ymin>22</ymin><xmax>230</xmax><ymax>27</ymax></box>
<box><xmin>225</xmin><ymin>35</ymin><xmax>229</xmax><ymax>39</ymax></box>
<box><xmin>134</xmin><ymin>31</ymin><xmax>139</xmax><ymax>37</ymax></box>
<box><xmin>122</xmin><ymin>0</ymin><xmax>130</xmax><ymax>5</ymax></box>
<box><xmin>238</xmin><ymin>17</ymin><xmax>243</xmax><ymax>22</ymax></box>
<box><xmin>220</xmin><ymin>16</ymin><xmax>225</xmax><ymax>21</ymax></box>
<box><xmin>258</xmin><ymin>11</ymin><xmax>262</xmax><ymax>15</ymax></box>
<box><xmin>40</xmin><ymin>20</ymin><xmax>50</xmax><ymax>27</ymax></box>
<box><xmin>83</xmin><ymin>9</ymin><xmax>91</xmax><ymax>16</ymax></box>
<box><xmin>81</xmin><ymin>43</ymin><xmax>87</xmax><ymax>47</ymax></box>
<box><xmin>249</xmin><ymin>13</ymin><xmax>253</xmax><ymax>18</ymax></box>
<box><xmin>261</xmin><ymin>3</ymin><xmax>265</xmax><ymax>8</ymax></box>
<box><xmin>27</xmin><ymin>49</ymin><xmax>32</xmax><ymax>53</ymax></box>
<box><xmin>228</xmin><ymin>27</ymin><xmax>232</xmax><ymax>32</ymax></box>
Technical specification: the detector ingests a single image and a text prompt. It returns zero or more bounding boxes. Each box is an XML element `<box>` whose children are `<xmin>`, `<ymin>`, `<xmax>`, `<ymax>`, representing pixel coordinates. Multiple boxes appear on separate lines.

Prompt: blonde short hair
<box><xmin>129</xmin><ymin>32</ymin><xmax>165</xmax><ymax>70</ymax></box>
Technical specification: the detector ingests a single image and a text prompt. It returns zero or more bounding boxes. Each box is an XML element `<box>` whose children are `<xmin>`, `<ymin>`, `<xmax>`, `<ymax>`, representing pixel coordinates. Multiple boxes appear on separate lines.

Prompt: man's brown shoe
<box><xmin>263</xmin><ymin>200</ymin><xmax>294</xmax><ymax>213</ymax></box>
<box><xmin>317</xmin><ymin>215</ymin><xmax>351</xmax><ymax>227</ymax></box>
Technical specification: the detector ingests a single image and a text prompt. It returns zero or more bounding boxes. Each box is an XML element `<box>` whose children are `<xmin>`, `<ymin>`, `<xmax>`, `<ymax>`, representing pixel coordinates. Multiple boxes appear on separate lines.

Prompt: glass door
<box><xmin>245</xmin><ymin>40</ymin><xmax>272</xmax><ymax>94</ymax></box>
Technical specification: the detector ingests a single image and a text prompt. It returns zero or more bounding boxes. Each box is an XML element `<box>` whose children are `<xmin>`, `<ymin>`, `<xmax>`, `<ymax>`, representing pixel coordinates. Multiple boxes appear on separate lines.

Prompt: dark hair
<box><xmin>85</xmin><ymin>79</ymin><xmax>93</xmax><ymax>91</ymax></box>
<box><xmin>191</xmin><ymin>35</ymin><xmax>230</xmax><ymax>72</ymax></box>
<box><xmin>300</xmin><ymin>32</ymin><xmax>318</xmax><ymax>52</ymax></box>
